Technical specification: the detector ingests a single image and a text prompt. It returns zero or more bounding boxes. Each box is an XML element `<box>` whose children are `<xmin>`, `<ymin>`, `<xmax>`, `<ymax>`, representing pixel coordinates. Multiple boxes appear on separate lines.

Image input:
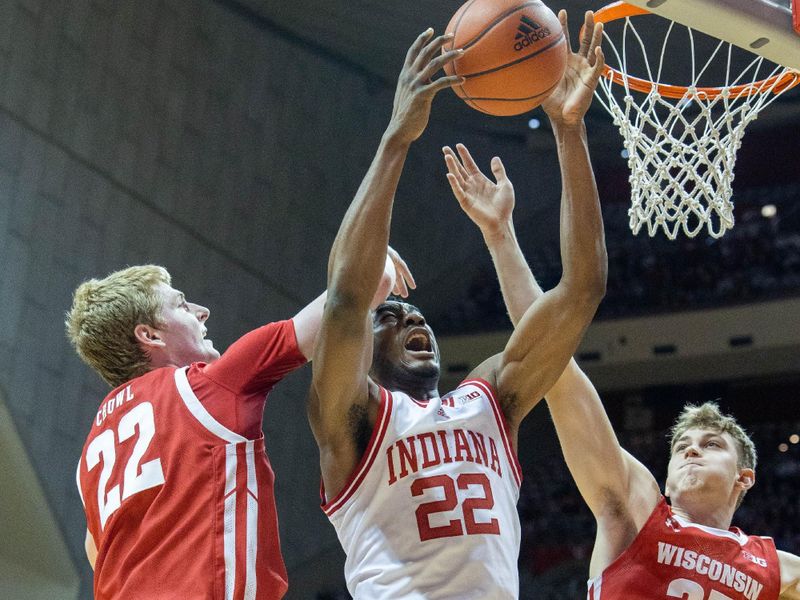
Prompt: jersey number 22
<box><xmin>412</xmin><ymin>472</ymin><xmax>500</xmax><ymax>541</ymax></box>
<box><xmin>85</xmin><ymin>402</ymin><xmax>165</xmax><ymax>529</ymax></box>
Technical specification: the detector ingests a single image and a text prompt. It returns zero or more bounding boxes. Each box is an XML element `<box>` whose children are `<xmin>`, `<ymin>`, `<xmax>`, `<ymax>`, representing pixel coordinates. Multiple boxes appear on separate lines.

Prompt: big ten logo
<box><xmin>741</xmin><ymin>551</ymin><xmax>767</xmax><ymax>567</ymax></box>
<box><xmin>443</xmin><ymin>390</ymin><xmax>481</xmax><ymax>408</ymax></box>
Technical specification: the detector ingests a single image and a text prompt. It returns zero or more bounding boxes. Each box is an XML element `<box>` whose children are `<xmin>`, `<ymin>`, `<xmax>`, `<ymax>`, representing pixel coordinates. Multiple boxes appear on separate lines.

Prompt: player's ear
<box><xmin>736</xmin><ymin>467</ymin><xmax>755</xmax><ymax>491</ymax></box>
<box><xmin>134</xmin><ymin>324</ymin><xmax>166</xmax><ymax>349</ymax></box>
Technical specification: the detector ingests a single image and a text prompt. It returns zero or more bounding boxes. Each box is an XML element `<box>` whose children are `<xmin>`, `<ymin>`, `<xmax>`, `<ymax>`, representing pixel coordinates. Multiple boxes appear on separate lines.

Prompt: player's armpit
<box><xmin>308</xmin><ymin>300</ymin><xmax>374</xmax><ymax>494</ymax></box>
<box><xmin>85</xmin><ymin>529</ymin><xmax>97</xmax><ymax>570</ymax></box>
<box><xmin>778</xmin><ymin>550</ymin><xmax>800</xmax><ymax>599</ymax></box>
<box><xmin>309</xmin><ymin>303</ymin><xmax>372</xmax><ymax>435</ymax></box>
<box><xmin>620</xmin><ymin>449</ymin><xmax>662</xmax><ymax>526</ymax></box>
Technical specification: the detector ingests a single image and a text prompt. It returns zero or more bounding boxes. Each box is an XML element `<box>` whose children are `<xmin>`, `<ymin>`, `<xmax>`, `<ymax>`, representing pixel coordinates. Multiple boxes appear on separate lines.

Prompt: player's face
<box><xmin>153</xmin><ymin>283</ymin><xmax>220</xmax><ymax>366</ymax></box>
<box><xmin>665</xmin><ymin>428</ymin><xmax>746</xmax><ymax>504</ymax></box>
<box><xmin>371</xmin><ymin>301</ymin><xmax>440</xmax><ymax>382</ymax></box>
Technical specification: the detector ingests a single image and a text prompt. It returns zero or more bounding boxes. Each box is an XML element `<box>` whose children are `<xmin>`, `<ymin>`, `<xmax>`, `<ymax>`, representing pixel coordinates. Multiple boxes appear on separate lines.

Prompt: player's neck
<box><xmin>389</xmin><ymin>378</ymin><xmax>439</xmax><ymax>400</ymax></box>
<box><xmin>379</xmin><ymin>374</ymin><xmax>438</xmax><ymax>400</ymax></box>
<box><xmin>147</xmin><ymin>352</ymin><xmax>181</xmax><ymax>370</ymax></box>
<box><xmin>372</xmin><ymin>366</ymin><xmax>439</xmax><ymax>400</ymax></box>
<box><xmin>670</xmin><ymin>497</ymin><xmax>735</xmax><ymax>531</ymax></box>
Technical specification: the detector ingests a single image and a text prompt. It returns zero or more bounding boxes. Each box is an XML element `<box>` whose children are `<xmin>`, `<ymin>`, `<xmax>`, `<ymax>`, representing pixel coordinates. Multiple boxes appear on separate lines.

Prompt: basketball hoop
<box><xmin>592</xmin><ymin>2</ymin><xmax>800</xmax><ymax>239</ymax></box>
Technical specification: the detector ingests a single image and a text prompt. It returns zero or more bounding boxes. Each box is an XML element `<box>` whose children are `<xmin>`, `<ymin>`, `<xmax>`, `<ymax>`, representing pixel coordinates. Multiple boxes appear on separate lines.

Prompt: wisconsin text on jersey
<box><xmin>657</xmin><ymin>542</ymin><xmax>768</xmax><ymax>599</ymax></box>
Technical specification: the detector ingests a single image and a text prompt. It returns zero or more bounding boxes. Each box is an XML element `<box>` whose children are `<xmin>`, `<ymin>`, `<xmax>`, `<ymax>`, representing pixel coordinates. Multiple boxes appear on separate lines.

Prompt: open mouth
<box><xmin>404</xmin><ymin>329</ymin><xmax>433</xmax><ymax>354</ymax></box>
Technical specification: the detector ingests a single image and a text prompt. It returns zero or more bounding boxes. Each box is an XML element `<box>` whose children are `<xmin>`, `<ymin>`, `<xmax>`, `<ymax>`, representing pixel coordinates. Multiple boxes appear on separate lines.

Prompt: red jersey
<box><xmin>588</xmin><ymin>497</ymin><xmax>781</xmax><ymax>600</ymax></box>
<box><xmin>76</xmin><ymin>320</ymin><xmax>306</xmax><ymax>600</ymax></box>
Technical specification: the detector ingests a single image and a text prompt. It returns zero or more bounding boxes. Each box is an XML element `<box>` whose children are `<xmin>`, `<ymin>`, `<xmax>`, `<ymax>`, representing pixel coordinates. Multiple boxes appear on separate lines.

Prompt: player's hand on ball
<box><xmin>387</xmin><ymin>246</ymin><xmax>416</xmax><ymax>298</ymax></box>
<box><xmin>387</xmin><ymin>29</ymin><xmax>464</xmax><ymax>144</ymax></box>
<box><xmin>443</xmin><ymin>144</ymin><xmax>515</xmax><ymax>241</ymax></box>
<box><xmin>542</xmin><ymin>11</ymin><xmax>605</xmax><ymax>126</ymax></box>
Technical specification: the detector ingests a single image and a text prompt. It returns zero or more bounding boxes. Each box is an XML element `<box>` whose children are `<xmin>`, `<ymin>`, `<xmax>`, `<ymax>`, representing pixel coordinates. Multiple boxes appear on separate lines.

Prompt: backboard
<box><xmin>622</xmin><ymin>0</ymin><xmax>800</xmax><ymax>70</ymax></box>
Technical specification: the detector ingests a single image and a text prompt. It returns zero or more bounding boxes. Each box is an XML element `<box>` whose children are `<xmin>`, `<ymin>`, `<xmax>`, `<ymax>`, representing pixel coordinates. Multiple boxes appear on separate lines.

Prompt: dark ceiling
<box><xmin>224</xmin><ymin>0</ymin><xmax>800</xmax><ymax>129</ymax></box>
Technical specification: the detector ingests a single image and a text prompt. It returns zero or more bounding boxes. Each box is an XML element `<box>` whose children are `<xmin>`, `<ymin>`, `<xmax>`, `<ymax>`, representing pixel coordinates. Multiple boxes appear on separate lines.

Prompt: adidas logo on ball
<box><xmin>443</xmin><ymin>0</ymin><xmax>567</xmax><ymax>116</ymax></box>
<box><xmin>513</xmin><ymin>15</ymin><xmax>551</xmax><ymax>50</ymax></box>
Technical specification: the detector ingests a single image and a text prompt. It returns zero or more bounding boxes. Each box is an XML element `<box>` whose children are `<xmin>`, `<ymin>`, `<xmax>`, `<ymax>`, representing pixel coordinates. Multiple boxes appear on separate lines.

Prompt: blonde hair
<box><xmin>670</xmin><ymin>402</ymin><xmax>756</xmax><ymax>508</ymax></box>
<box><xmin>66</xmin><ymin>265</ymin><xmax>171</xmax><ymax>387</ymax></box>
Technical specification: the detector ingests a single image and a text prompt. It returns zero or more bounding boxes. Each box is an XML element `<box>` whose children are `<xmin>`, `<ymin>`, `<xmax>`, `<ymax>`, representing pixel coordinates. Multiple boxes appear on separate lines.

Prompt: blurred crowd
<box><xmin>434</xmin><ymin>182</ymin><xmax>800</xmax><ymax>333</ymax></box>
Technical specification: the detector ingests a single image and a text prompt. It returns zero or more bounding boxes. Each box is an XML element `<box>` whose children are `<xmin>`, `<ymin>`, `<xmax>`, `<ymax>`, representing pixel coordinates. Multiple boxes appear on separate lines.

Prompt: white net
<box><xmin>595</xmin><ymin>15</ymin><xmax>799</xmax><ymax>239</ymax></box>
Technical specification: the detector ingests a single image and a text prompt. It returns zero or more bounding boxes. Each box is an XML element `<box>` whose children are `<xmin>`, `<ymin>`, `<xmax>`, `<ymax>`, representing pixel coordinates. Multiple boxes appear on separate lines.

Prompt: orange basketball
<box><xmin>443</xmin><ymin>0</ymin><xmax>567</xmax><ymax>116</ymax></box>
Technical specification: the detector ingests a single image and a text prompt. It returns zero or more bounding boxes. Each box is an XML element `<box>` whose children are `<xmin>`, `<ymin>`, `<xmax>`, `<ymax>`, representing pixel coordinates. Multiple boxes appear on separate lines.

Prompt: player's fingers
<box><xmin>395</xmin><ymin>258</ymin><xmax>416</xmax><ymax>291</ymax></box>
<box><xmin>558</xmin><ymin>10</ymin><xmax>571</xmax><ymax>52</ymax></box>
<box><xmin>579</xmin><ymin>11</ymin><xmax>594</xmax><ymax>58</ymax></box>
<box><xmin>419</xmin><ymin>48</ymin><xmax>462</xmax><ymax>83</ymax></box>
<box><xmin>443</xmin><ymin>147</ymin><xmax>469</xmax><ymax>182</ymax></box>
<box><xmin>587</xmin><ymin>21</ymin><xmax>603</xmax><ymax>67</ymax></box>
<box><xmin>405</xmin><ymin>28</ymin><xmax>435</xmax><ymax>68</ymax></box>
<box><xmin>490</xmin><ymin>156</ymin><xmax>508</xmax><ymax>184</ymax></box>
<box><xmin>387</xmin><ymin>248</ymin><xmax>412</xmax><ymax>296</ymax></box>
<box><xmin>415</xmin><ymin>32</ymin><xmax>456</xmax><ymax>73</ymax></box>
<box><xmin>589</xmin><ymin>46</ymin><xmax>605</xmax><ymax>82</ymax></box>
<box><xmin>455</xmin><ymin>143</ymin><xmax>481</xmax><ymax>176</ymax></box>
<box><xmin>443</xmin><ymin>154</ymin><xmax>463</xmax><ymax>187</ymax></box>
<box><xmin>446</xmin><ymin>172</ymin><xmax>468</xmax><ymax>207</ymax></box>
<box><xmin>393</xmin><ymin>276</ymin><xmax>409</xmax><ymax>298</ymax></box>
<box><xmin>423</xmin><ymin>74</ymin><xmax>465</xmax><ymax>95</ymax></box>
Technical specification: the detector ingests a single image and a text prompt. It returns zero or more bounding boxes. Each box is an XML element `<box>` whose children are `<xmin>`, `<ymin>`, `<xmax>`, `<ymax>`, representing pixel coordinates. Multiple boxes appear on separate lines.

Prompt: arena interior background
<box><xmin>0</xmin><ymin>1</ymin><xmax>798</xmax><ymax>598</ymax></box>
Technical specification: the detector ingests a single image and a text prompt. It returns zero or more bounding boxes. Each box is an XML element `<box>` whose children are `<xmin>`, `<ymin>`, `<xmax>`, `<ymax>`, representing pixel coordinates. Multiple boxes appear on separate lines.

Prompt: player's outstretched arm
<box><xmin>492</xmin><ymin>10</ymin><xmax>607</xmax><ymax>428</ymax></box>
<box><xmin>446</xmin><ymin>143</ymin><xmax>659</xmax><ymax>532</ymax></box>
<box><xmin>545</xmin><ymin>363</ymin><xmax>661</xmax><ymax>573</ymax></box>
<box><xmin>445</xmin><ymin>144</ymin><xmax>659</xmax><ymax>536</ymax></box>
<box><xmin>779</xmin><ymin>550</ymin><xmax>800</xmax><ymax>599</ymax></box>
<box><xmin>309</xmin><ymin>31</ymin><xmax>462</xmax><ymax>497</ymax></box>
<box><xmin>444</xmin><ymin>144</ymin><xmax>540</xmax><ymax>325</ymax></box>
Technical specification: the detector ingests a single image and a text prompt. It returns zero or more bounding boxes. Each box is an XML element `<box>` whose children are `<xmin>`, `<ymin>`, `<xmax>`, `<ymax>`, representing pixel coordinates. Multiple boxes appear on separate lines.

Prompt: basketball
<box><xmin>443</xmin><ymin>0</ymin><xmax>568</xmax><ymax>116</ymax></box>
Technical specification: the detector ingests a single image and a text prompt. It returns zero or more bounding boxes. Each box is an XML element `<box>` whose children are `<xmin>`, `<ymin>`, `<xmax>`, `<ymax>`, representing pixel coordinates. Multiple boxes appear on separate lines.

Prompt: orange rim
<box><xmin>592</xmin><ymin>1</ymin><xmax>800</xmax><ymax>99</ymax></box>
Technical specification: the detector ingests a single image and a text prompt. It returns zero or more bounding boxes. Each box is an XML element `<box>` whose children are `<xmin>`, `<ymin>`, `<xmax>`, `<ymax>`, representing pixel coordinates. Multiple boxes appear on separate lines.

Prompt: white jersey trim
<box><xmin>244</xmin><ymin>441</ymin><xmax>258</xmax><ymax>600</ymax></box>
<box><xmin>174</xmin><ymin>367</ymin><xmax>247</xmax><ymax>444</ymax></box>
<box><xmin>588</xmin><ymin>574</ymin><xmax>602</xmax><ymax>599</ymax></box>
<box><xmin>76</xmin><ymin>460</ymin><xmax>85</xmax><ymax>507</ymax></box>
<box><xmin>322</xmin><ymin>387</ymin><xmax>393</xmax><ymax>517</ymax></box>
<box><xmin>222</xmin><ymin>441</ymin><xmax>260</xmax><ymax>599</ymax></box>
<box><xmin>224</xmin><ymin>445</ymin><xmax>237</xmax><ymax>600</ymax></box>
<box><xmin>672</xmin><ymin>513</ymin><xmax>749</xmax><ymax>545</ymax></box>
<box><xmin>465</xmin><ymin>378</ymin><xmax>522</xmax><ymax>487</ymax></box>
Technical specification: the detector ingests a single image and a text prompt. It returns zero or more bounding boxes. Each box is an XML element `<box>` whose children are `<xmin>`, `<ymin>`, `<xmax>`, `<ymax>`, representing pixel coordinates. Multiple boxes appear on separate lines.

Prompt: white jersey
<box><xmin>323</xmin><ymin>379</ymin><xmax>522</xmax><ymax>599</ymax></box>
